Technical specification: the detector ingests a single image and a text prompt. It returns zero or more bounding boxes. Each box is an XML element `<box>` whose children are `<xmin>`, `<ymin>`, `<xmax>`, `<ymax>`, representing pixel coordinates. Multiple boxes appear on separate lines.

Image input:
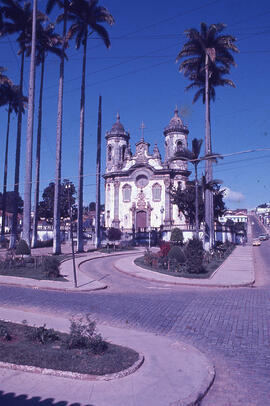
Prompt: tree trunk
<box><xmin>53</xmin><ymin>6</ymin><xmax>67</xmax><ymax>255</ymax></box>
<box><xmin>204</xmin><ymin>53</ymin><xmax>213</xmax><ymax>249</ymax></box>
<box><xmin>195</xmin><ymin>163</ymin><xmax>199</xmax><ymax>238</ymax></box>
<box><xmin>32</xmin><ymin>53</ymin><xmax>45</xmax><ymax>248</ymax></box>
<box><xmin>1</xmin><ymin>106</ymin><xmax>11</xmax><ymax>242</ymax></box>
<box><xmin>22</xmin><ymin>0</ymin><xmax>37</xmax><ymax>249</ymax></box>
<box><xmin>95</xmin><ymin>95</ymin><xmax>102</xmax><ymax>248</ymax></box>
<box><xmin>9</xmin><ymin>51</ymin><xmax>25</xmax><ymax>249</ymax></box>
<box><xmin>77</xmin><ymin>32</ymin><xmax>88</xmax><ymax>253</ymax></box>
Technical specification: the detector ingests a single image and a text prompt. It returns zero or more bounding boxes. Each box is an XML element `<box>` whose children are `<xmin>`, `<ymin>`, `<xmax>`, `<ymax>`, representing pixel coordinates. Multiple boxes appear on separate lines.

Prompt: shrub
<box><xmin>68</xmin><ymin>314</ymin><xmax>107</xmax><ymax>354</ymax></box>
<box><xmin>159</xmin><ymin>242</ymin><xmax>171</xmax><ymax>257</ymax></box>
<box><xmin>15</xmin><ymin>239</ymin><xmax>30</xmax><ymax>259</ymax></box>
<box><xmin>168</xmin><ymin>246</ymin><xmax>186</xmax><ymax>264</ymax></box>
<box><xmin>36</xmin><ymin>239</ymin><xmax>53</xmax><ymax>248</ymax></box>
<box><xmin>41</xmin><ymin>256</ymin><xmax>60</xmax><ymax>279</ymax></box>
<box><xmin>0</xmin><ymin>323</ymin><xmax>12</xmax><ymax>341</ymax></box>
<box><xmin>170</xmin><ymin>228</ymin><xmax>184</xmax><ymax>246</ymax></box>
<box><xmin>107</xmin><ymin>227</ymin><xmax>122</xmax><ymax>242</ymax></box>
<box><xmin>185</xmin><ymin>237</ymin><xmax>205</xmax><ymax>274</ymax></box>
<box><xmin>27</xmin><ymin>324</ymin><xmax>59</xmax><ymax>344</ymax></box>
<box><xmin>143</xmin><ymin>248</ymin><xmax>155</xmax><ymax>266</ymax></box>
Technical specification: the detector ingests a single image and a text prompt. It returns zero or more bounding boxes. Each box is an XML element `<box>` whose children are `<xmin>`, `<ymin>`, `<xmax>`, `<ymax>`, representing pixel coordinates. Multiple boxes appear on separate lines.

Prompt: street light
<box><xmin>65</xmin><ymin>182</ymin><xmax>77</xmax><ymax>288</ymax></box>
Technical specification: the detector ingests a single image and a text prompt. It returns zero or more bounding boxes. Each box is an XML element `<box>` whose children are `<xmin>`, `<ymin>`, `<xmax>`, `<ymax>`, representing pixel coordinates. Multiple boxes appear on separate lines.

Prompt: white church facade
<box><xmin>103</xmin><ymin>108</ymin><xmax>191</xmax><ymax>233</ymax></box>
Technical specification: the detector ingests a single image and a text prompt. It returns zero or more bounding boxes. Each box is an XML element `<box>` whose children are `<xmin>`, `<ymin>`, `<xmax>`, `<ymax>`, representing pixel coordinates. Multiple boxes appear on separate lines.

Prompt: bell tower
<box><xmin>105</xmin><ymin>113</ymin><xmax>130</xmax><ymax>173</ymax></box>
<box><xmin>164</xmin><ymin>107</ymin><xmax>189</xmax><ymax>169</ymax></box>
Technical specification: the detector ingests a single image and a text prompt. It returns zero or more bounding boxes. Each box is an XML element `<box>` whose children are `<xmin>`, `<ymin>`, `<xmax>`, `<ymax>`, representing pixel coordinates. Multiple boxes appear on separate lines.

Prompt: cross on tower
<box><xmin>140</xmin><ymin>121</ymin><xmax>146</xmax><ymax>142</ymax></box>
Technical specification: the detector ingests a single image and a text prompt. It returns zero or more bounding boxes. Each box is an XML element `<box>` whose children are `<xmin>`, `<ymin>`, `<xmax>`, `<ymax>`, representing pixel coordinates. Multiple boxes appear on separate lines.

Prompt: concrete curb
<box><xmin>0</xmin><ymin>353</ymin><xmax>145</xmax><ymax>382</ymax></box>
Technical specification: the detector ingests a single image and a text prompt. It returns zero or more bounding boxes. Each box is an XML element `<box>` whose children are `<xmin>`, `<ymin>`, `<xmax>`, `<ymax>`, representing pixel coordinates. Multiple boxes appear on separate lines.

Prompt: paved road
<box><xmin>0</xmin><ymin>215</ymin><xmax>270</xmax><ymax>405</ymax></box>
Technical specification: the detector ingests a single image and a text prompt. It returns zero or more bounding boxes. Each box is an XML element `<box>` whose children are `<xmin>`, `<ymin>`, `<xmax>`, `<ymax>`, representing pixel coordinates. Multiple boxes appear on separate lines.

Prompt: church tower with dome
<box><xmin>103</xmin><ymin>108</ymin><xmax>190</xmax><ymax>233</ymax></box>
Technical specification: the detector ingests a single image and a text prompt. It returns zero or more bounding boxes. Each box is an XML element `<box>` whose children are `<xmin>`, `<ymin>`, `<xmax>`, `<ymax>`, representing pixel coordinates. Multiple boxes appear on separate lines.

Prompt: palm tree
<box><xmin>1</xmin><ymin>83</ymin><xmax>27</xmax><ymax>242</ymax></box>
<box><xmin>67</xmin><ymin>0</ymin><xmax>114</xmax><ymax>252</ymax></box>
<box><xmin>46</xmin><ymin>0</ymin><xmax>71</xmax><ymax>254</ymax></box>
<box><xmin>22</xmin><ymin>0</ymin><xmax>38</xmax><ymax>248</ymax></box>
<box><xmin>28</xmin><ymin>23</ymin><xmax>63</xmax><ymax>248</ymax></box>
<box><xmin>1</xmin><ymin>0</ymin><xmax>46</xmax><ymax>248</ymax></box>
<box><xmin>173</xmin><ymin>138</ymin><xmax>203</xmax><ymax>237</ymax></box>
<box><xmin>176</xmin><ymin>22</ymin><xmax>238</xmax><ymax>248</ymax></box>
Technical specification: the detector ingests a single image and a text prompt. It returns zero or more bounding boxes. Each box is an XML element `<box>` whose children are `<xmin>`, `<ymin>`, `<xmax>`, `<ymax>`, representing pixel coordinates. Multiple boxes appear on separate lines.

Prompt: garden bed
<box><xmin>134</xmin><ymin>245</ymin><xmax>234</xmax><ymax>279</ymax></box>
<box><xmin>0</xmin><ymin>319</ymin><xmax>139</xmax><ymax>376</ymax></box>
<box><xmin>0</xmin><ymin>255</ymin><xmax>68</xmax><ymax>281</ymax></box>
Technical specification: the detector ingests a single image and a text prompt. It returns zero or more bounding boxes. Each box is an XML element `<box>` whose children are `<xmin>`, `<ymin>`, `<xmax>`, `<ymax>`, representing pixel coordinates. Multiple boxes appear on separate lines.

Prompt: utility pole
<box><xmin>95</xmin><ymin>95</ymin><xmax>102</xmax><ymax>248</ymax></box>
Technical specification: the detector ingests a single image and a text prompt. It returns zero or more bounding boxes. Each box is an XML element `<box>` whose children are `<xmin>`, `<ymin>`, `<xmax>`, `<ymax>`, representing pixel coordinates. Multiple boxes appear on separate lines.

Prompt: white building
<box><xmin>103</xmin><ymin>108</ymin><xmax>190</xmax><ymax>232</ymax></box>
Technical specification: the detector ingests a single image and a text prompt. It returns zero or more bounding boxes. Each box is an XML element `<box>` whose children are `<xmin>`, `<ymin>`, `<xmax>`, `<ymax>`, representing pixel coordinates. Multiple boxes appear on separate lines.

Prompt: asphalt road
<box><xmin>0</xmin><ymin>215</ymin><xmax>270</xmax><ymax>405</ymax></box>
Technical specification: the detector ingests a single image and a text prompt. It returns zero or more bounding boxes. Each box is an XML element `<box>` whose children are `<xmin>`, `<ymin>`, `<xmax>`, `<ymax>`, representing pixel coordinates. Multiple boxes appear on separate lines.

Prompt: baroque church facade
<box><xmin>103</xmin><ymin>108</ymin><xmax>191</xmax><ymax>232</ymax></box>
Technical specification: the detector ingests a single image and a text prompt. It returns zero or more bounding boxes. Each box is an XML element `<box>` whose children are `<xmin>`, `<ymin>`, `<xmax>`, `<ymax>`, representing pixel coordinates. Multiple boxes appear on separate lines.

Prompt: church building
<box><xmin>103</xmin><ymin>108</ymin><xmax>191</xmax><ymax>233</ymax></box>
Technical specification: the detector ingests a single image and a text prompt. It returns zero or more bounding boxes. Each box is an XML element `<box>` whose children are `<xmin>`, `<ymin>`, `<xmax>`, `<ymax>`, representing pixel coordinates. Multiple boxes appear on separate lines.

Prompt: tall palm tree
<box><xmin>1</xmin><ymin>0</ymin><xmax>46</xmax><ymax>248</ymax></box>
<box><xmin>28</xmin><ymin>23</ymin><xmax>63</xmax><ymax>248</ymax></box>
<box><xmin>176</xmin><ymin>22</ymin><xmax>238</xmax><ymax>248</ymax></box>
<box><xmin>1</xmin><ymin>83</ymin><xmax>27</xmax><ymax>242</ymax></box>
<box><xmin>22</xmin><ymin>0</ymin><xmax>38</xmax><ymax>248</ymax></box>
<box><xmin>67</xmin><ymin>0</ymin><xmax>114</xmax><ymax>252</ymax></box>
<box><xmin>173</xmin><ymin>138</ymin><xmax>203</xmax><ymax>237</ymax></box>
<box><xmin>46</xmin><ymin>0</ymin><xmax>71</xmax><ymax>254</ymax></box>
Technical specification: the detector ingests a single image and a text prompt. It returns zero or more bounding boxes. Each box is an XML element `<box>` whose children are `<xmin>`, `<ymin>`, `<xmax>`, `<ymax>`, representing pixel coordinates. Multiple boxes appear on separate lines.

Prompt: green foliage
<box><xmin>168</xmin><ymin>246</ymin><xmax>186</xmax><ymax>264</ymax></box>
<box><xmin>0</xmin><ymin>323</ymin><xmax>12</xmax><ymax>341</ymax></box>
<box><xmin>107</xmin><ymin>227</ymin><xmax>122</xmax><ymax>242</ymax></box>
<box><xmin>0</xmin><ymin>191</ymin><xmax>23</xmax><ymax>214</ymax></box>
<box><xmin>15</xmin><ymin>239</ymin><xmax>30</xmax><ymax>257</ymax></box>
<box><xmin>27</xmin><ymin>324</ymin><xmax>59</xmax><ymax>345</ymax></box>
<box><xmin>170</xmin><ymin>228</ymin><xmax>184</xmax><ymax>246</ymax></box>
<box><xmin>185</xmin><ymin>237</ymin><xmax>205</xmax><ymax>274</ymax></box>
<box><xmin>40</xmin><ymin>256</ymin><xmax>60</xmax><ymax>279</ymax></box>
<box><xmin>68</xmin><ymin>314</ymin><xmax>107</xmax><ymax>354</ymax></box>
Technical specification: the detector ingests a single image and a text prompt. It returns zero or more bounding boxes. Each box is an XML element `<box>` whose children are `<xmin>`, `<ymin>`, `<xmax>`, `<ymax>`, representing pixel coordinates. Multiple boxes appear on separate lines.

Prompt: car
<box><xmin>252</xmin><ymin>239</ymin><xmax>261</xmax><ymax>246</ymax></box>
<box><xmin>259</xmin><ymin>234</ymin><xmax>269</xmax><ymax>241</ymax></box>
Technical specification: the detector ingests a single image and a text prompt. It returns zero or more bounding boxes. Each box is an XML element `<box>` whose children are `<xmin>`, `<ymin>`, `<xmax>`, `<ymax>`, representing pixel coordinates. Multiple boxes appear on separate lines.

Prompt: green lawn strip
<box><xmin>0</xmin><ymin>321</ymin><xmax>139</xmax><ymax>376</ymax></box>
<box><xmin>0</xmin><ymin>265</ymin><xmax>68</xmax><ymax>281</ymax></box>
<box><xmin>134</xmin><ymin>248</ymin><xmax>234</xmax><ymax>279</ymax></box>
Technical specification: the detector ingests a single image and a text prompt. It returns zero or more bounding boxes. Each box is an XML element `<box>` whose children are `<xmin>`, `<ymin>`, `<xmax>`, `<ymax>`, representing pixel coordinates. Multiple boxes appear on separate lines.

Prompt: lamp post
<box><xmin>66</xmin><ymin>182</ymin><xmax>77</xmax><ymax>288</ymax></box>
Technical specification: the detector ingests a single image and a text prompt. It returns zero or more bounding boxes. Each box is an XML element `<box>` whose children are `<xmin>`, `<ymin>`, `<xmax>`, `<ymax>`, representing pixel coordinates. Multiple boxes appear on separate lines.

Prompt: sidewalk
<box><xmin>0</xmin><ymin>307</ymin><xmax>215</xmax><ymax>406</ymax></box>
<box><xmin>114</xmin><ymin>244</ymin><xmax>255</xmax><ymax>288</ymax></box>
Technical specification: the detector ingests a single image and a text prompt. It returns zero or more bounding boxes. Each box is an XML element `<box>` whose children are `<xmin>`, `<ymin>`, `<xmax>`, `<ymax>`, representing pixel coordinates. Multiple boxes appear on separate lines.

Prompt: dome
<box><xmin>106</xmin><ymin>112</ymin><xmax>130</xmax><ymax>140</ymax></box>
<box><xmin>110</xmin><ymin>112</ymin><xmax>125</xmax><ymax>133</ymax></box>
<box><xmin>164</xmin><ymin>106</ymin><xmax>189</xmax><ymax>135</ymax></box>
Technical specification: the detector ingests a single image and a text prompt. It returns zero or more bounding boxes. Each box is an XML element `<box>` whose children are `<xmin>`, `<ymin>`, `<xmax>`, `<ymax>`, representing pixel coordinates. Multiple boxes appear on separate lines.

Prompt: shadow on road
<box><xmin>0</xmin><ymin>391</ymin><xmax>94</xmax><ymax>406</ymax></box>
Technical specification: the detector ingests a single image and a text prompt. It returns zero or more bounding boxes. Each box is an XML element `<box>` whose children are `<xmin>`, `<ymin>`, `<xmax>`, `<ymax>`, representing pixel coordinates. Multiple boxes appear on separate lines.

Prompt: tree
<box><xmin>38</xmin><ymin>180</ymin><xmax>76</xmax><ymax>222</ymax></box>
<box><xmin>29</xmin><ymin>23</ymin><xmax>63</xmax><ymax>248</ymax></box>
<box><xmin>0</xmin><ymin>82</ymin><xmax>27</xmax><ymax>241</ymax></box>
<box><xmin>170</xmin><ymin>228</ymin><xmax>184</xmax><ymax>246</ymax></box>
<box><xmin>176</xmin><ymin>22</ymin><xmax>238</xmax><ymax>248</ymax></box>
<box><xmin>67</xmin><ymin>0</ymin><xmax>114</xmax><ymax>252</ymax></box>
<box><xmin>46</xmin><ymin>0</ymin><xmax>72</xmax><ymax>254</ymax></box>
<box><xmin>107</xmin><ymin>227</ymin><xmax>121</xmax><ymax>250</ymax></box>
<box><xmin>0</xmin><ymin>191</ymin><xmax>23</xmax><ymax>213</ymax></box>
<box><xmin>1</xmin><ymin>0</ymin><xmax>46</xmax><ymax>248</ymax></box>
<box><xmin>89</xmin><ymin>202</ymin><xmax>96</xmax><ymax>211</ymax></box>
<box><xmin>22</xmin><ymin>0</ymin><xmax>37</xmax><ymax>248</ymax></box>
<box><xmin>172</xmin><ymin>138</ymin><xmax>203</xmax><ymax>237</ymax></box>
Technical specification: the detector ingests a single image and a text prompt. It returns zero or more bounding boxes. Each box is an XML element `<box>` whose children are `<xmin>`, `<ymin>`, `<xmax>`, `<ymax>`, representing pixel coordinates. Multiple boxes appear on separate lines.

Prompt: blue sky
<box><xmin>1</xmin><ymin>0</ymin><xmax>270</xmax><ymax>210</ymax></box>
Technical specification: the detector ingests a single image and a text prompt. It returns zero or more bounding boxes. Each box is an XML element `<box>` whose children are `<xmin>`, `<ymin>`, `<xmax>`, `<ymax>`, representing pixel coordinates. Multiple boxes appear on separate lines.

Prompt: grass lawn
<box><xmin>0</xmin><ymin>320</ymin><xmax>139</xmax><ymax>376</ymax></box>
<box><xmin>134</xmin><ymin>248</ymin><xmax>234</xmax><ymax>279</ymax></box>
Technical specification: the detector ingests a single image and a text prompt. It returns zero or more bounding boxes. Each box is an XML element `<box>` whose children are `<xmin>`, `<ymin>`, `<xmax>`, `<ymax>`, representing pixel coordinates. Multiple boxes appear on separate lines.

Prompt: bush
<box><xmin>170</xmin><ymin>228</ymin><xmax>184</xmax><ymax>246</ymax></box>
<box><xmin>68</xmin><ymin>314</ymin><xmax>107</xmax><ymax>354</ymax></box>
<box><xmin>168</xmin><ymin>246</ymin><xmax>186</xmax><ymax>264</ymax></box>
<box><xmin>27</xmin><ymin>324</ymin><xmax>59</xmax><ymax>345</ymax></box>
<box><xmin>159</xmin><ymin>242</ymin><xmax>171</xmax><ymax>257</ymax></box>
<box><xmin>107</xmin><ymin>227</ymin><xmax>122</xmax><ymax>242</ymax></box>
<box><xmin>0</xmin><ymin>323</ymin><xmax>12</xmax><ymax>341</ymax></box>
<box><xmin>36</xmin><ymin>239</ymin><xmax>53</xmax><ymax>248</ymax></box>
<box><xmin>40</xmin><ymin>256</ymin><xmax>60</xmax><ymax>278</ymax></box>
<box><xmin>185</xmin><ymin>237</ymin><xmax>205</xmax><ymax>274</ymax></box>
<box><xmin>15</xmin><ymin>239</ymin><xmax>30</xmax><ymax>258</ymax></box>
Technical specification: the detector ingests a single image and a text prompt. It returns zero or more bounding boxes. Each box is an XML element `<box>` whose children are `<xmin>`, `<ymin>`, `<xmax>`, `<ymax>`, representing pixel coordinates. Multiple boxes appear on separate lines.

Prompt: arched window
<box><xmin>176</xmin><ymin>140</ymin><xmax>183</xmax><ymax>151</ymax></box>
<box><xmin>152</xmin><ymin>183</ymin><xmax>162</xmax><ymax>202</ymax></box>
<box><xmin>108</xmin><ymin>145</ymin><xmax>112</xmax><ymax>161</ymax></box>
<box><xmin>122</xmin><ymin>184</ymin><xmax>131</xmax><ymax>202</ymax></box>
<box><xmin>121</xmin><ymin>145</ymin><xmax>126</xmax><ymax>161</ymax></box>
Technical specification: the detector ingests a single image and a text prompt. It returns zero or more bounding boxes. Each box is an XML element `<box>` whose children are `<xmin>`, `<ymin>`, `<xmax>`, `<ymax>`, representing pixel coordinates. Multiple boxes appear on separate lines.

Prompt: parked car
<box><xmin>252</xmin><ymin>239</ymin><xmax>261</xmax><ymax>246</ymax></box>
<box><xmin>259</xmin><ymin>234</ymin><xmax>269</xmax><ymax>241</ymax></box>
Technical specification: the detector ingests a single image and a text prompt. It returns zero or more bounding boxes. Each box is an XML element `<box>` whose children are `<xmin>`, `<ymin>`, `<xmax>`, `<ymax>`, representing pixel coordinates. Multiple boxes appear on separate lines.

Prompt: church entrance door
<box><xmin>136</xmin><ymin>210</ymin><xmax>147</xmax><ymax>229</ymax></box>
